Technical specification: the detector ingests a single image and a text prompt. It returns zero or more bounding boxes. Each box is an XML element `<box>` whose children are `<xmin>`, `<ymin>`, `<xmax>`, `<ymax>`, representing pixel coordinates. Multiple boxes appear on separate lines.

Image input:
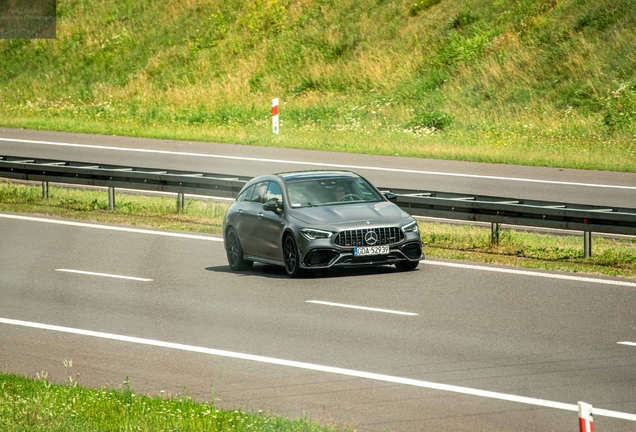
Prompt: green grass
<box><xmin>2</xmin><ymin>181</ymin><xmax>635</xmax><ymax>279</ymax></box>
<box><xmin>0</xmin><ymin>181</ymin><xmax>228</xmax><ymax>233</ymax></box>
<box><xmin>0</xmin><ymin>372</ymin><xmax>347</xmax><ymax>431</ymax></box>
<box><xmin>421</xmin><ymin>222</ymin><xmax>636</xmax><ymax>278</ymax></box>
<box><xmin>1</xmin><ymin>0</ymin><xmax>635</xmax><ymax>172</ymax></box>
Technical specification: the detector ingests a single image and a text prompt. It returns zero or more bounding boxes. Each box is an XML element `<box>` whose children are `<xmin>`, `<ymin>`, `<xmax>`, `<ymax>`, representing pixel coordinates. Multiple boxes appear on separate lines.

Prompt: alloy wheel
<box><xmin>284</xmin><ymin>235</ymin><xmax>299</xmax><ymax>277</ymax></box>
<box><xmin>226</xmin><ymin>229</ymin><xmax>253</xmax><ymax>271</ymax></box>
<box><xmin>228</xmin><ymin>231</ymin><xmax>239</xmax><ymax>267</ymax></box>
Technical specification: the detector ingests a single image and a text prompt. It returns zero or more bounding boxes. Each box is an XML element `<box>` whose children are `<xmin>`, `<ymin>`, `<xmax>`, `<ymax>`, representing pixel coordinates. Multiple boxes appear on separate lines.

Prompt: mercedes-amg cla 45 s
<box><xmin>223</xmin><ymin>170</ymin><xmax>423</xmax><ymax>277</ymax></box>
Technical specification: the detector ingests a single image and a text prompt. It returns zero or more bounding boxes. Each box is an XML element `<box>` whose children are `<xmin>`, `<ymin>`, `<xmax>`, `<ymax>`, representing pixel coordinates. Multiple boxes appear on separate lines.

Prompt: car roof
<box><xmin>277</xmin><ymin>170</ymin><xmax>360</xmax><ymax>181</ymax></box>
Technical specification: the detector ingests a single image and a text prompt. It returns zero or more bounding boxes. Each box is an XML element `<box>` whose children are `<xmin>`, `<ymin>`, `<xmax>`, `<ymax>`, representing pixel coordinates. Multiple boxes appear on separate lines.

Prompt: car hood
<box><xmin>290</xmin><ymin>201</ymin><xmax>410</xmax><ymax>226</ymax></box>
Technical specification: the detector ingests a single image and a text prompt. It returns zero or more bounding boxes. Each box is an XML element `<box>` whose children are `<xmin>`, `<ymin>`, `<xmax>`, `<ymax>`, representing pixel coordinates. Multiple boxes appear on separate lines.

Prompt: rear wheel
<box><xmin>283</xmin><ymin>235</ymin><xmax>301</xmax><ymax>278</ymax></box>
<box><xmin>226</xmin><ymin>229</ymin><xmax>253</xmax><ymax>271</ymax></box>
<box><xmin>395</xmin><ymin>260</ymin><xmax>419</xmax><ymax>271</ymax></box>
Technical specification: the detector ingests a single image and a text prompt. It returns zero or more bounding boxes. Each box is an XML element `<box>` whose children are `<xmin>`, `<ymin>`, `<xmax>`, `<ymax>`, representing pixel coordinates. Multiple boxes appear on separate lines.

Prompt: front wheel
<box><xmin>226</xmin><ymin>229</ymin><xmax>253</xmax><ymax>271</ymax></box>
<box><xmin>283</xmin><ymin>235</ymin><xmax>301</xmax><ymax>278</ymax></box>
<box><xmin>395</xmin><ymin>260</ymin><xmax>419</xmax><ymax>271</ymax></box>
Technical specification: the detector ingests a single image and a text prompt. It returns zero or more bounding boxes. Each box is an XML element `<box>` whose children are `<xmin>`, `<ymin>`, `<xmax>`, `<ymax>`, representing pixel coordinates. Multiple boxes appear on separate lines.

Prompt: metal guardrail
<box><xmin>382</xmin><ymin>188</ymin><xmax>636</xmax><ymax>258</ymax></box>
<box><xmin>385</xmin><ymin>188</ymin><xmax>636</xmax><ymax>236</ymax></box>
<box><xmin>2</xmin><ymin>155</ymin><xmax>635</xmax><ymax>257</ymax></box>
<box><xmin>0</xmin><ymin>155</ymin><xmax>250</xmax><ymax>205</ymax></box>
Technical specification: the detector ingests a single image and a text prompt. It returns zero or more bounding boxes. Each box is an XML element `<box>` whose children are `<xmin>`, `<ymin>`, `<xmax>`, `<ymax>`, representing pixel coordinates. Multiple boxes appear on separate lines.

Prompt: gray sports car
<box><xmin>222</xmin><ymin>170</ymin><xmax>423</xmax><ymax>277</ymax></box>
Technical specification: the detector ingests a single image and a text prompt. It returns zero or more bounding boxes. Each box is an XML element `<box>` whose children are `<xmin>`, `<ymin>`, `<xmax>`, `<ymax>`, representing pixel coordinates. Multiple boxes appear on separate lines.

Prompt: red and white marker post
<box><xmin>579</xmin><ymin>401</ymin><xmax>594</xmax><ymax>432</ymax></box>
<box><xmin>272</xmin><ymin>98</ymin><xmax>279</xmax><ymax>135</ymax></box>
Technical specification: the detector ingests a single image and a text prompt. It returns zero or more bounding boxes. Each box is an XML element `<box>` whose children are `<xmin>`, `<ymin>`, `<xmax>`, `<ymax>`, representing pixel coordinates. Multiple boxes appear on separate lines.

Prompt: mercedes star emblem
<box><xmin>365</xmin><ymin>230</ymin><xmax>378</xmax><ymax>246</ymax></box>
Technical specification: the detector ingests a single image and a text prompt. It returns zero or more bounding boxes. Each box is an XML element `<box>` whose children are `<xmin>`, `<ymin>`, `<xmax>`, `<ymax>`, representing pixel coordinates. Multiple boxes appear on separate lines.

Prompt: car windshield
<box><xmin>286</xmin><ymin>177</ymin><xmax>383</xmax><ymax>208</ymax></box>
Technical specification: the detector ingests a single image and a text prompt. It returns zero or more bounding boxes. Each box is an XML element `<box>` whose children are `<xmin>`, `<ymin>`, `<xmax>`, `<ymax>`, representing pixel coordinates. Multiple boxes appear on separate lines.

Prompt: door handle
<box><xmin>237</xmin><ymin>209</ymin><xmax>243</xmax><ymax>215</ymax></box>
<box><xmin>257</xmin><ymin>212</ymin><xmax>264</xmax><ymax>219</ymax></box>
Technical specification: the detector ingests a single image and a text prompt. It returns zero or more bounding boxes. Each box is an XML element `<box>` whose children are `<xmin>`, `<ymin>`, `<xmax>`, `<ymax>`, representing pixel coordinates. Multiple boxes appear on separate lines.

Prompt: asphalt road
<box><xmin>1</xmin><ymin>128</ymin><xmax>636</xmax><ymax>430</ymax></box>
<box><xmin>1</xmin><ymin>128</ymin><xmax>636</xmax><ymax>208</ymax></box>
<box><xmin>1</xmin><ymin>213</ymin><xmax>636</xmax><ymax>431</ymax></box>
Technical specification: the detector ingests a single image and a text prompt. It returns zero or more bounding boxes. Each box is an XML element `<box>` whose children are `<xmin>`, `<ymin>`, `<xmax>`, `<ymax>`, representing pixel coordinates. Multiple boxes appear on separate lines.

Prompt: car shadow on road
<box><xmin>205</xmin><ymin>264</ymin><xmax>408</xmax><ymax>279</ymax></box>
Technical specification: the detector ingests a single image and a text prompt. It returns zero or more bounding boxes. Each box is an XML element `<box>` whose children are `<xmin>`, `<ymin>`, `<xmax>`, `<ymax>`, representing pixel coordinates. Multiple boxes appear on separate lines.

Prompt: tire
<box><xmin>395</xmin><ymin>260</ymin><xmax>419</xmax><ymax>271</ymax></box>
<box><xmin>226</xmin><ymin>229</ymin><xmax>253</xmax><ymax>271</ymax></box>
<box><xmin>283</xmin><ymin>234</ymin><xmax>301</xmax><ymax>278</ymax></box>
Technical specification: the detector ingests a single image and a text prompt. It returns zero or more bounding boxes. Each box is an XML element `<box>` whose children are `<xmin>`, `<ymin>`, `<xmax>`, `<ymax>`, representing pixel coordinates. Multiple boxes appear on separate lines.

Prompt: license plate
<box><xmin>354</xmin><ymin>245</ymin><xmax>390</xmax><ymax>256</ymax></box>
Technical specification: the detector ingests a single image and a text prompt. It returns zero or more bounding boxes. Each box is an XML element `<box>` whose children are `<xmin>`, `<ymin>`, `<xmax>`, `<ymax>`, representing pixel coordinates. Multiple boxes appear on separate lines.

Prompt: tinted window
<box><xmin>236</xmin><ymin>185</ymin><xmax>254</xmax><ymax>202</ymax></box>
<box><xmin>250</xmin><ymin>182</ymin><xmax>269</xmax><ymax>204</ymax></box>
<box><xmin>265</xmin><ymin>182</ymin><xmax>283</xmax><ymax>205</ymax></box>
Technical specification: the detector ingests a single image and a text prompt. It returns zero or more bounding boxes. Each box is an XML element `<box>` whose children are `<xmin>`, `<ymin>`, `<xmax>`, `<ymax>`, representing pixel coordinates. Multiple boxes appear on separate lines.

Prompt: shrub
<box><xmin>447</xmin><ymin>7</ymin><xmax>478</xmax><ymax>29</ymax></box>
<box><xmin>404</xmin><ymin>109</ymin><xmax>454</xmax><ymax>131</ymax></box>
<box><xmin>602</xmin><ymin>82</ymin><xmax>636</xmax><ymax>132</ymax></box>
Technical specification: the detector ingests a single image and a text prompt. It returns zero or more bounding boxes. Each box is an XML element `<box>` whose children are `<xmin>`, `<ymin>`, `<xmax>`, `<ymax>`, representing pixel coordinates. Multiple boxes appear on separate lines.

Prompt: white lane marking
<box><xmin>422</xmin><ymin>261</ymin><xmax>636</xmax><ymax>288</ymax></box>
<box><xmin>1</xmin><ymin>317</ymin><xmax>635</xmax><ymax>421</ymax></box>
<box><xmin>0</xmin><ymin>213</ymin><xmax>223</xmax><ymax>241</ymax></box>
<box><xmin>56</xmin><ymin>269</ymin><xmax>152</xmax><ymax>282</ymax></box>
<box><xmin>618</xmin><ymin>342</ymin><xmax>636</xmax><ymax>347</ymax></box>
<box><xmin>307</xmin><ymin>300</ymin><xmax>418</xmax><ymax>316</ymax></box>
<box><xmin>1</xmin><ymin>137</ymin><xmax>634</xmax><ymax>191</ymax></box>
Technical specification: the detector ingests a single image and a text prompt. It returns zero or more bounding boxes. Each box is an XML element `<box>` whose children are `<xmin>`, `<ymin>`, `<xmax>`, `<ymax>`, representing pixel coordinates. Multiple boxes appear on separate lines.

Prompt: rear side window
<box><xmin>236</xmin><ymin>185</ymin><xmax>254</xmax><ymax>202</ymax></box>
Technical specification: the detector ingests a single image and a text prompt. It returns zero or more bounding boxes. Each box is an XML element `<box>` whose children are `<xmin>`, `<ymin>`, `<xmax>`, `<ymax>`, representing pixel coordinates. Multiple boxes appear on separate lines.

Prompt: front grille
<box><xmin>334</xmin><ymin>227</ymin><xmax>404</xmax><ymax>247</ymax></box>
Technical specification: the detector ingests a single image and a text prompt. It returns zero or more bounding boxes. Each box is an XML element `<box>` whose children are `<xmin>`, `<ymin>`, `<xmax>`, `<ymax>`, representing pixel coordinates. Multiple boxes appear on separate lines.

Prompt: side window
<box><xmin>265</xmin><ymin>182</ymin><xmax>283</xmax><ymax>206</ymax></box>
<box><xmin>250</xmin><ymin>182</ymin><xmax>269</xmax><ymax>204</ymax></box>
<box><xmin>236</xmin><ymin>185</ymin><xmax>254</xmax><ymax>202</ymax></box>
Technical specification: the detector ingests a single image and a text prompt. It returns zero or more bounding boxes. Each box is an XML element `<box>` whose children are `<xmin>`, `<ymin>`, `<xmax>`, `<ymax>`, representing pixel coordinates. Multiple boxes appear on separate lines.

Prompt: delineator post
<box><xmin>272</xmin><ymin>98</ymin><xmax>279</xmax><ymax>135</ymax></box>
<box><xmin>579</xmin><ymin>401</ymin><xmax>594</xmax><ymax>432</ymax></box>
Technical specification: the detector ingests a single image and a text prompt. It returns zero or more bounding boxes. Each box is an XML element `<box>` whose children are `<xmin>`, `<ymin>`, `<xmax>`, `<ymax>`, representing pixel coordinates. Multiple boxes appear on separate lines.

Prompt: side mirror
<box><xmin>384</xmin><ymin>192</ymin><xmax>397</xmax><ymax>201</ymax></box>
<box><xmin>263</xmin><ymin>199</ymin><xmax>283</xmax><ymax>212</ymax></box>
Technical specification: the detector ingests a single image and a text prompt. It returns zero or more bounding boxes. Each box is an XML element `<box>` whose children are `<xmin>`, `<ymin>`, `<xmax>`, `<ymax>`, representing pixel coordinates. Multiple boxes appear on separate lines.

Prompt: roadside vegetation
<box><xmin>1</xmin><ymin>0</ymin><xmax>635</xmax><ymax>171</ymax></box>
<box><xmin>2</xmin><ymin>181</ymin><xmax>635</xmax><ymax>279</ymax></box>
<box><xmin>0</xmin><ymin>372</ymin><xmax>347</xmax><ymax>431</ymax></box>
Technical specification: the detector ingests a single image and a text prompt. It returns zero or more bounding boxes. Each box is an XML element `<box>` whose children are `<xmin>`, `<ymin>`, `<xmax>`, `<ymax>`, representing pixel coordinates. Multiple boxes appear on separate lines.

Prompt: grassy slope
<box><xmin>0</xmin><ymin>0</ymin><xmax>635</xmax><ymax>171</ymax></box>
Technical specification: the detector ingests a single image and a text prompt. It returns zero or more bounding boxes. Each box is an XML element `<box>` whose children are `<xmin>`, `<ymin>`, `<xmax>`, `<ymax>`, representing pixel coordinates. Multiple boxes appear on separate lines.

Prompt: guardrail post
<box><xmin>491</xmin><ymin>223</ymin><xmax>500</xmax><ymax>245</ymax></box>
<box><xmin>177</xmin><ymin>193</ymin><xmax>185</xmax><ymax>212</ymax></box>
<box><xmin>584</xmin><ymin>231</ymin><xmax>592</xmax><ymax>258</ymax></box>
<box><xmin>108</xmin><ymin>187</ymin><xmax>116</xmax><ymax>210</ymax></box>
<box><xmin>41</xmin><ymin>181</ymin><xmax>49</xmax><ymax>200</ymax></box>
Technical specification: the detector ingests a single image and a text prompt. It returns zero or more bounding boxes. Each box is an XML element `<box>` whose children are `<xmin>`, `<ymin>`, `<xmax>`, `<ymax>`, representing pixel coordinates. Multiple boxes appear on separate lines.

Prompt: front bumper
<box><xmin>298</xmin><ymin>240</ymin><xmax>424</xmax><ymax>269</ymax></box>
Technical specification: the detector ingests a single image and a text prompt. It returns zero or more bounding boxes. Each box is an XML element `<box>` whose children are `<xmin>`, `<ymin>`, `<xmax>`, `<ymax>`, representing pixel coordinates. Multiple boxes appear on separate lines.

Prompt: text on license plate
<box><xmin>354</xmin><ymin>245</ymin><xmax>390</xmax><ymax>256</ymax></box>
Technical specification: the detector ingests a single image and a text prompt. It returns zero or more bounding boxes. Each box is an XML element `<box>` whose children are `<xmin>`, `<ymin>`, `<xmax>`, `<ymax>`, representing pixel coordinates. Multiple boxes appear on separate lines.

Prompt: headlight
<box><xmin>300</xmin><ymin>228</ymin><xmax>333</xmax><ymax>240</ymax></box>
<box><xmin>401</xmin><ymin>220</ymin><xmax>419</xmax><ymax>233</ymax></box>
